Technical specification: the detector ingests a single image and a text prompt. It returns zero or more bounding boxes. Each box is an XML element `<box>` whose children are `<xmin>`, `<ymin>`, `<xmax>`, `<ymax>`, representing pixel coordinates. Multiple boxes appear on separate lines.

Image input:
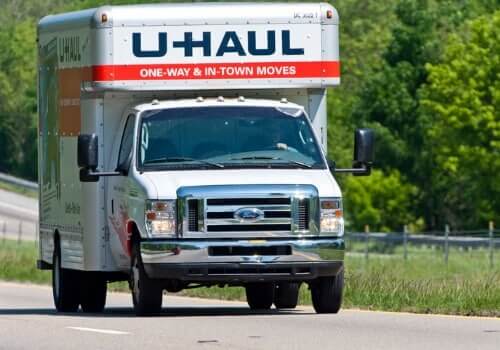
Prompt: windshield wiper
<box><xmin>230</xmin><ymin>156</ymin><xmax>312</xmax><ymax>168</ymax></box>
<box><xmin>144</xmin><ymin>157</ymin><xmax>224</xmax><ymax>168</ymax></box>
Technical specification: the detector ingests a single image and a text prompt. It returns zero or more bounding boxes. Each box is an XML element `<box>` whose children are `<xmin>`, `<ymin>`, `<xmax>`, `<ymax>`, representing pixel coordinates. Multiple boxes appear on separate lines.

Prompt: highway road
<box><xmin>0</xmin><ymin>282</ymin><xmax>498</xmax><ymax>350</ymax></box>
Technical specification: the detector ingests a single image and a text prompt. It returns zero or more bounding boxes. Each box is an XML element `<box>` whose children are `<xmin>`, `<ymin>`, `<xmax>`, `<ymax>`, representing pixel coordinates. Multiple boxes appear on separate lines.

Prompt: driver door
<box><xmin>106</xmin><ymin>113</ymin><xmax>136</xmax><ymax>269</ymax></box>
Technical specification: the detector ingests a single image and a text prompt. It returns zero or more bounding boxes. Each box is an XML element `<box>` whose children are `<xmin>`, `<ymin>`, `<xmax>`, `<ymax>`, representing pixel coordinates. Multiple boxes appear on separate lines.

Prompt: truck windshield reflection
<box><xmin>139</xmin><ymin>106</ymin><xmax>325</xmax><ymax>170</ymax></box>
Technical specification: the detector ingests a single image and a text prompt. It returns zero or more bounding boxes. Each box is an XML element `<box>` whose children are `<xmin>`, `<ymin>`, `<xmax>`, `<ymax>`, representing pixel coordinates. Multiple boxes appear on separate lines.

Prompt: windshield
<box><xmin>138</xmin><ymin>106</ymin><xmax>325</xmax><ymax>170</ymax></box>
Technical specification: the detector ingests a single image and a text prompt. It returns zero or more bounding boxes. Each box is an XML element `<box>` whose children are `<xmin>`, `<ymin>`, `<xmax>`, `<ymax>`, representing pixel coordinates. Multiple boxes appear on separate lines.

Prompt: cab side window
<box><xmin>117</xmin><ymin>114</ymin><xmax>135</xmax><ymax>171</ymax></box>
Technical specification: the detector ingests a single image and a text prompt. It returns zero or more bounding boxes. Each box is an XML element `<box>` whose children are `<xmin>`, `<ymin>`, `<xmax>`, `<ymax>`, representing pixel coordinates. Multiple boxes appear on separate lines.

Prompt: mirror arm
<box><xmin>80</xmin><ymin>168</ymin><xmax>122</xmax><ymax>182</ymax></box>
<box><xmin>87</xmin><ymin>170</ymin><xmax>122</xmax><ymax>177</ymax></box>
<box><xmin>334</xmin><ymin>163</ymin><xmax>371</xmax><ymax>174</ymax></box>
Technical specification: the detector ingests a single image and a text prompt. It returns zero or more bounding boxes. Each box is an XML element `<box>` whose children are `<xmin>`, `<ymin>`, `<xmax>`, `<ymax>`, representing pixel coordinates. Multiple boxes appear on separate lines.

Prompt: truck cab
<box><xmin>38</xmin><ymin>3</ymin><xmax>373</xmax><ymax>316</ymax></box>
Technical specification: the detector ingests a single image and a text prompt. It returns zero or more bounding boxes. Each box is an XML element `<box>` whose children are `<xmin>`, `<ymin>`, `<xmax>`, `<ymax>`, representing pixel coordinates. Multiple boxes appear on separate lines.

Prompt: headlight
<box><xmin>145</xmin><ymin>200</ymin><xmax>176</xmax><ymax>237</ymax></box>
<box><xmin>320</xmin><ymin>198</ymin><xmax>344</xmax><ymax>236</ymax></box>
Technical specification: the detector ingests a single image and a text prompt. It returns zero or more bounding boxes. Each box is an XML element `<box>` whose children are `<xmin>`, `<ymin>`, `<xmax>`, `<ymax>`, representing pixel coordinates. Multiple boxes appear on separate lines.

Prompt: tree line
<box><xmin>0</xmin><ymin>0</ymin><xmax>498</xmax><ymax>231</ymax></box>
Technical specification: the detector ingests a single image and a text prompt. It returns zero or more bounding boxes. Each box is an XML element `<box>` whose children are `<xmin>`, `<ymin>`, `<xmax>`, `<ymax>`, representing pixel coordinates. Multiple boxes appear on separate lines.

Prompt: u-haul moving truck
<box><xmin>37</xmin><ymin>3</ymin><xmax>373</xmax><ymax>315</ymax></box>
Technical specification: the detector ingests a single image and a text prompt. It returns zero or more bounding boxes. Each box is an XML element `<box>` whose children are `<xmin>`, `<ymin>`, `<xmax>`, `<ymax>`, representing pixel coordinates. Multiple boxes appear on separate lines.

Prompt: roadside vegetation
<box><xmin>2</xmin><ymin>239</ymin><xmax>498</xmax><ymax>316</ymax></box>
<box><xmin>0</xmin><ymin>0</ymin><xmax>498</xmax><ymax>232</ymax></box>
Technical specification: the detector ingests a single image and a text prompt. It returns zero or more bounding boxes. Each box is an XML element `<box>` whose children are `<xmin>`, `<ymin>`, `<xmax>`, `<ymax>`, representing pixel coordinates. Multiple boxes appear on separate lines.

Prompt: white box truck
<box><xmin>37</xmin><ymin>2</ymin><xmax>374</xmax><ymax>315</ymax></box>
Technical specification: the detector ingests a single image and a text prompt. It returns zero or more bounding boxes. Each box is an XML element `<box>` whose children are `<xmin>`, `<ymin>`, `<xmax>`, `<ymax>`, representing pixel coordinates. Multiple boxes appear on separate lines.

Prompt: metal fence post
<box><xmin>364</xmin><ymin>224</ymin><xmax>370</xmax><ymax>263</ymax></box>
<box><xmin>489</xmin><ymin>221</ymin><xmax>494</xmax><ymax>269</ymax></box>
<box><xmin>444</xmin><ymin>224</ymin><xmax>449</xmax><ymax>265</ymax></box>
<box><xmin>403</xmin><ymin>225</ymin><xmax>408</xmax><ymax>260</ymax></box>
<box><xmin>18</xmin><ymin>221</ymin><xmax>22</xmax><ymax>244</ymax></box>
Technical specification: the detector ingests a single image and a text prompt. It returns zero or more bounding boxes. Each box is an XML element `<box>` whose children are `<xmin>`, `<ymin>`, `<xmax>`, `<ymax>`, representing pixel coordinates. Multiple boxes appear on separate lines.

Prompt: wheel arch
<box><xmin>126</xmin><ymin>220</ymin><xmax>141</xmax><ymax>256</ymax></box>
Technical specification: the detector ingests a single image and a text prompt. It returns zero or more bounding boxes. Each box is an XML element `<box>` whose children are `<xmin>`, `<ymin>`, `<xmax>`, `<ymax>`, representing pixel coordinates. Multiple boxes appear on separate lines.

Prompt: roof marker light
<box><xmin>101</xmin><ymin>13</ymin><xmax>108</xmax><ymax>23</ymax></box>
<box><xmin>326</xmin><ymin>10</ymin><xmax>333</xmax><ymax>19</ymax></box>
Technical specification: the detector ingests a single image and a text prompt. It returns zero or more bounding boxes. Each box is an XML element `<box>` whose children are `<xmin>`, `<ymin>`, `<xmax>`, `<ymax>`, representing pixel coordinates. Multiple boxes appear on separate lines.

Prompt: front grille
<box><xmin>204</xmin><ymin>197</ymin><xmax>292</xmax><ymax>233</ymax></box>
<box><xmin>178</xmin><ymin>184</ymin><xmax>319</xmax><ymax>238</ymax></box>
<box><xmin>188</xmin><ymin>199</ymin><xmax>199</xmax><ymax>232</ymax></box>
<box><xmin>297</xmin><ymin>199</ymin><xmax>309</xmax><ymax>230</ymax></box>
<box><xmin>207</xmin><ymin>224</ymin><xmax>291</xmax><ymax>232</ymax></box>
<box><xmin>207</xmin><ymin>198</ymin><xmax>290</xmax><ymax>205</ymax></box>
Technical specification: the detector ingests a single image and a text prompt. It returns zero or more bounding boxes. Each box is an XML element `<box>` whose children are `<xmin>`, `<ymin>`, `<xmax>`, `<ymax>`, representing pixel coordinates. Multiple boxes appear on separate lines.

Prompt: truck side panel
<box><xmin>38</xmin><ymin>25</ymin><xmax>113</xmax><ymax>270</ymax></box>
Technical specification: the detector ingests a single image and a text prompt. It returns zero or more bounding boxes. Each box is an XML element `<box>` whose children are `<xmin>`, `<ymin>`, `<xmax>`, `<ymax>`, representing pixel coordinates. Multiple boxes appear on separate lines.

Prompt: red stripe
<box><xmin>92</xmin><ymin>61</ymin><xmax>339</xmax><ymax>81</ymax></box>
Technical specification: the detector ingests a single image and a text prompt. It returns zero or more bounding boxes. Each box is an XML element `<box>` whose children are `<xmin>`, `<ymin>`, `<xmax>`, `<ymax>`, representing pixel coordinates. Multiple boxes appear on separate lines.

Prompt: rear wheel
<box><xmin>274</xmin><ymin>282</ymin><xmax>300</xmax><ymax>309</ymax></box>
<box><xmin>130</xmin><ymin>242</ymin><xmax>163</xmax><ymax>316</ymax></box>
<box><xmin>311</xmin><ymin>269</ymin><xmax>344</xmax><ymax>314</ymax></box>
<box><xmin>245</xmin><ymin>283</ymin><xmax>274</xmax><ymax>310</ymax></box>
<box><xmin>80</xmin><ymin>272</ymin><xmax>107</xmax><ymax>313</ymax></box>
<box><xmin>52</xmin><ymin>241</ymin><xmax>80</xmax><ymax>312</ymax></box>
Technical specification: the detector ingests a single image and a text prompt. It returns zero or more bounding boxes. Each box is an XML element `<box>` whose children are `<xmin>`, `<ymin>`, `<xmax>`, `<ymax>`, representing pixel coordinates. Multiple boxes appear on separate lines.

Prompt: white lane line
<box><xmin>66</xmin><ymin>327</ymin><xmax>130</xmax><ymax>335</ymax></box>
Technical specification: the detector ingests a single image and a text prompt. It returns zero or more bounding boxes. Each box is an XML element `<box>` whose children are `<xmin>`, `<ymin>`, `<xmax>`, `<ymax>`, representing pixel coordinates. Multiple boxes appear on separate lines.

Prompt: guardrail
<box><xmin>346</xmin><ymin>232</ymin><xmax>500</xmax><ymax>248</ymax></box>
<box><xmin>346</xmin><ymin>223</ymin><xmax>498</xmax><ymax>268</ymax></box>
<box><xmin>0</xmin><ymin>172</ymin><xmax>38</xmax><ymax>191</ymax></box>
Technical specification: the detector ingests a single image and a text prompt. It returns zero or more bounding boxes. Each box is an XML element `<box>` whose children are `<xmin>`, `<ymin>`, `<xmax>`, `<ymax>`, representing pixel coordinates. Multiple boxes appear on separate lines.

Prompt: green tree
<box><xmin>0</xmin><ymin>20</ymin><xmax>37</xmax><ymax>178</ymax></box>
<box><xmin>343</xmin><ymin>169</ymin><xmax>418</xmax><ymax>232</ymax></box>
<box><xmin>352</xmin><ymin>0</ymin><xmax>438</xmax><ymax>175</ymax></box>
<box><xmin>327</xmin><ymin>0</ymin><xmax>397</xmax><ymax>167</ymax></box>
<box><xmin>419</xmin><ymin>11</ymin><xmax>500</xmax><ymax>229</ymax></box>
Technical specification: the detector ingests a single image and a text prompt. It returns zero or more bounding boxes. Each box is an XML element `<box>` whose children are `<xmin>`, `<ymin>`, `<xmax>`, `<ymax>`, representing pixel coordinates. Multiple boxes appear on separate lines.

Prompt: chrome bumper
<box><xmin>140</xmin><ymin>238</ymin><xmax>344</xmax><ymax>282</ymax></box>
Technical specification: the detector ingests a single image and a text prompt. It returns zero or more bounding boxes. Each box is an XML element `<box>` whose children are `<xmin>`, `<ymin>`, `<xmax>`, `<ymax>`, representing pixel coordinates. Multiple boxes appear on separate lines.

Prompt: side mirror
<box><xmin>353</xmin><ymin>128</ymin><xmax>374</xmax><ymax>175</ymax></box>
<box><xmin>78</xmin><ymin>134</ymin><xmax>99</xmax><ymax>182</ymax></box>
<box><xmin>77</xmin><ymin>134</ymin><xmax>122</xmax><ymax>182</ymax></box>
<box><xmin>78</xmin><ymin>134</ymin><xmax>98</xmax><ymax>170</ymax></box>
<box><xmin>333</xmin><ymin>128</ymin><xmax>375</xmax><ymax>176</ymax></box>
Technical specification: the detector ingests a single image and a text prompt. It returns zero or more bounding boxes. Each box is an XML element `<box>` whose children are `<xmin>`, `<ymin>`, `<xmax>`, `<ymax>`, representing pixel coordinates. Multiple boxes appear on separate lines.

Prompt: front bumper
<box><xmin>141</xmin><ymin>237</ymin><xmax>344</xmax><ymax>282</ymax></box>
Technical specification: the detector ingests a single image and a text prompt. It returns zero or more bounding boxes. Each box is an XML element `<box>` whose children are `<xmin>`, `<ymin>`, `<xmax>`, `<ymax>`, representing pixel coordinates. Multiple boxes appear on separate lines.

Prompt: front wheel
<box><xmin>52</xmin><ymin>241</ymin><xmax>80</xmax><ymax>312</ymax></box>
<box><xmin>80</xmin><ymin>272</ymin><xmax>107</xmax><ymax>313</ymax></box>
<box><xmin>245</xmin><ymin>283</ymin><xmax>275</xmax><ymax>310</ymax></box>
<box><xmin>311</xmin><ymin>269</ymin><xmax>344</xmax><ymax>314</ymax></box>
<box><xmin>130</xmin><ymin>242</ymin><xmax>163</xmax><ymax>316</ymax></box>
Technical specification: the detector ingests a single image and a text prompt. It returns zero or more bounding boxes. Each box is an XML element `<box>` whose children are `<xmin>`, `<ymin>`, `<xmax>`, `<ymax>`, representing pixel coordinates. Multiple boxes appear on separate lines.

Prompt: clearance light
<box><xmin>145</xmin><ymin>200</ymin><xmax>176</xmax><ymax>237</ymax></box>
<box><xmin>326</xmin><ymin>10</ymin><xmax>333</xmax><ymax>19</ymax></box>
<box><xmin>320</xmin><ymin>198</ymin><xmax>344</xmax><ymax>236</ymax></box>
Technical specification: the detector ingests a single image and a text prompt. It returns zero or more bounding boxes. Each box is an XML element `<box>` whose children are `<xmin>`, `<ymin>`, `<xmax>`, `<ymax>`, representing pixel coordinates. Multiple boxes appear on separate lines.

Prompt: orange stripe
<box><xmin>57</xmin><ymin>67</ymin><xmax>92</xmax><ymax>135</ymax></box>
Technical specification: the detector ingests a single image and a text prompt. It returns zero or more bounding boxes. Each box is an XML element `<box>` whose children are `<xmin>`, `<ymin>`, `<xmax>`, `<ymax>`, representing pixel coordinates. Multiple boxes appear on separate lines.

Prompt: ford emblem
<box><xmin>234</xmin><ymin>208</ymin><xmax>264</xmax><ymax>222</ymax></box>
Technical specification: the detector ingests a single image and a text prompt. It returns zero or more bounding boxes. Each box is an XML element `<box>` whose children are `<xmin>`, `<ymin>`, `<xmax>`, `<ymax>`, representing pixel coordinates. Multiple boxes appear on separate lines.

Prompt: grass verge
<box><xmin>1</xmin><ymin>239</ymin><xmax>498</xmax><ymax>316</ymax></box>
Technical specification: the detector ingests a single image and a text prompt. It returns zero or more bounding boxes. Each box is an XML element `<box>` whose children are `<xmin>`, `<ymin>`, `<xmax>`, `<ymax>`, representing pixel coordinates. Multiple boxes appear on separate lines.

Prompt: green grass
<box><xmin>0</xmin><ymin>239</ymin><xmax>50</xmax><ymax>284</ymax></box>
<box><xmin>1</xmin><ymin>239</ymin><xmax>498</xmax><ymax>316</ymax></box>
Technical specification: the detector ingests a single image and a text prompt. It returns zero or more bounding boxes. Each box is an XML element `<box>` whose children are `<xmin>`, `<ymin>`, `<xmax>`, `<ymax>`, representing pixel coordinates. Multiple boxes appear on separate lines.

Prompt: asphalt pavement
<box><xmin>0</xmin><ymin>282</ymin><xmax>498</xmax><ymax>350</ymax></box>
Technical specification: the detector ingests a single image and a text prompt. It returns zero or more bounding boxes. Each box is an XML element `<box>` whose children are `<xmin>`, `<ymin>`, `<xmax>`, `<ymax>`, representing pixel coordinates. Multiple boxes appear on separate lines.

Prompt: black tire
<box><xmin>274</xmin><ymin>282</ymin><xmax>300</xmax><ymax>309</ymax></box>
<box><xmin>130</xmin><ymin>242</ymin><xmax>163</xmax><ymax>316</ymax></box>
<box><xmin>245</xmin><ymin>283</ymin><xmax>275</xmax><ymax>310</ymax></box>
<box><xmin>80</xmin><ymin>272</ymin><xmax>107</xmax><ymax>313</ymax></box>
<box><xmin>311</xmin><ymin>269</ymin><xmax>344</xmax><ymax>314</ymax></box>
<box><xmin>52</xmin><ymin>240</ymin><xmax>80</xmax><ymax>312</ymax></box>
